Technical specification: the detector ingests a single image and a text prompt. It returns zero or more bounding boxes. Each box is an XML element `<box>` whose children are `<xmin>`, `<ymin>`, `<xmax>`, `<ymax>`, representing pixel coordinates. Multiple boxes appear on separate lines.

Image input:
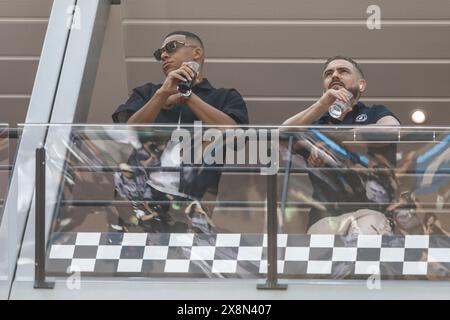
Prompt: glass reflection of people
<box><xmin>423</xmin><ymin>212</ymin><xmax>450</xmax><ymax>236</ymax></box>
<box><xmin>114</xmin><ymin>163</ymin><xmax>156</xmax><ymax>228</ymax></box>
<box><xmin>112</xmin><ymin>31</ymin><xmax>249</xmax><ymax>234</ymax></box>
<box><xmin>282</xmin><ymin>56</ymin><xmax>400</xmax><ymax>235</ymax></box>
<box><xmin>395</xmin><ymin>135</ymin><xmax>450</xmax><ymax>235</ymax></box>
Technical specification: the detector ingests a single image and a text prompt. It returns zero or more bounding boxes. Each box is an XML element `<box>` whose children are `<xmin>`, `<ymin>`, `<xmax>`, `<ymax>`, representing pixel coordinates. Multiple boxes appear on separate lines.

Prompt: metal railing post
<box><xmin>34</xmin><ymin>146</ymin><xmax>54</xmax><ymax>289</ymax></box>
<box><xmin>258</xmin><ymin>173</ymin><xmax>287</xmax><ymax>290</ymax></box>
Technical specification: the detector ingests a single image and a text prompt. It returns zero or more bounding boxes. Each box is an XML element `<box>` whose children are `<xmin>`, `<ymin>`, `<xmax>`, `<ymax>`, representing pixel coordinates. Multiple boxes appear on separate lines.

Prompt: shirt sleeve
<box><xmin>112</xmin><ymin>85</ymin><xmax>152</xmax><ymax>123</ymax></box>
<box><xmin>371</xmin><ymin>105</ymin><xmax>401</xmax><ymax>124</ymax></box>
<box><xmin>220</xmin><ymin>89</ymin><xmax>249</xmax><ymax>125</ymax></box>
<box><xmin>313</xmin><ymin>114</ymin><xmax>332</xmax><ymax>125</ymax></box>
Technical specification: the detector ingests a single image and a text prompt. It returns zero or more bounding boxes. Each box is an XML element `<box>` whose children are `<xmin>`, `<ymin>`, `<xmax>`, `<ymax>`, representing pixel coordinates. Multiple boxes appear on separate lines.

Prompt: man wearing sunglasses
<box><xmin>113</xmin><ymin>31</ymin><xmax>248</xmax><ymax>126</ymax></box>
<box><xmin>282</xmin><ymin>56</ymin><xmax>401</xmax><ymax>236</ymax></box>
<box><xmin>112</xmin><ymin>31</ymin><xmax>248</xmax><ymax>234</ymax></box>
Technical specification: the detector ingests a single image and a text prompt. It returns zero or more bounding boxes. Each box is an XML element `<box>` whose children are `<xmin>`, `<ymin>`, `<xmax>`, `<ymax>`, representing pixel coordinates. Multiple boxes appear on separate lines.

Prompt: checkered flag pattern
<box><xmin>47</xmin><ymin>233</ymin><xmax>450</xmax><ymax>278</ymax></box>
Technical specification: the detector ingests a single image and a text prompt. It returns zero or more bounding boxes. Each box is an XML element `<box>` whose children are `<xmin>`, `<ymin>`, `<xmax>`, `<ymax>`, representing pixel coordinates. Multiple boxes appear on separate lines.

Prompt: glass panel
<box><xmin>15</xmin><ymin>124</ymin><xmax>450</xmax><ymax>283</ymax></box>
<box><xmin>280</xmin><ymin>126</ymin><xmax>450</xmax><ymax>281</ymax></box>
<box><xmin>26</xmin><ymin>124</ymin><xmax>273</xmax><ymax>279</ymax></box>
<box><xmin>0</xmin><ymin>124</ymin><xmax>10</xmax><ymax>297</ymax></box>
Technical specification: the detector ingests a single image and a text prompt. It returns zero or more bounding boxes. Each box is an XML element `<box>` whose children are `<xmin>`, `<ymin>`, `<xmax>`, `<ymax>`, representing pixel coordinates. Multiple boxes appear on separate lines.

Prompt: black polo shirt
<box><xmin>112</xmin><ymin>79</ymin><xmax>249</xmax><ymax>200</ymax></box>
<box><xmin>112</xmin><ymin>78</ymin><xmax>248</xmax><ymax>125</ymax></box>
<box><xmin>314</xmin><ymin>101</ymin><xmax>399</xmax><ymax>125</ymax></box>
<box><xmin>306</xmin><ymin>102</ymin><xmax>400</xmax><ymax>227</ymax></box>
<box><xmin>313</xmin><ymin>101</ymin><xmax>400</xmax><ymax>164</ymax></box>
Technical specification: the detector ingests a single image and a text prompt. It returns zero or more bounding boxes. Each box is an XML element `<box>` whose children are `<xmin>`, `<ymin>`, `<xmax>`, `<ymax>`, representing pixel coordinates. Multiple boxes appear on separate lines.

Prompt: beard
<box><xmin>346</xmin><ymin>84</ymin><xmax>361</xmax><ymax>101</ymax></box>
<box><xmin>328</xmin><ymin>81</ymin><xmax>361</xmax><ymax>100</ymax></box>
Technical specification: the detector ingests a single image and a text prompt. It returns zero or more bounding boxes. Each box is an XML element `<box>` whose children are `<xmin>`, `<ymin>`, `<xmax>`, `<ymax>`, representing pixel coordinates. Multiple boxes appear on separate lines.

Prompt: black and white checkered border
<box><xmin>47</xmin><ymin>233</ymin><xmax>450</xmax><ymax>277</ymax></box>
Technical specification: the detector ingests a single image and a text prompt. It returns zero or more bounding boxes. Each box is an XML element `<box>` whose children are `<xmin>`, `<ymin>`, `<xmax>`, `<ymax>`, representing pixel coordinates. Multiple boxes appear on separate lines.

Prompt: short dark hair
<box><xmin>324</xmin><ymin>55</ymin><xmax>364</xmax><ymax>78</ymax></box>
<box><xmin>164</xmin><ymin>31</ymin><xmax>204</xmax><ymax>49</ymax></box>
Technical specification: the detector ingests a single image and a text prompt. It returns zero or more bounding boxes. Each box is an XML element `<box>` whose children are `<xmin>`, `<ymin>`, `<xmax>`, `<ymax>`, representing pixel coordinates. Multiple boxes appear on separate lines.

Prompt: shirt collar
<box><xmin>194</xmin><ymin>78</ymin><xmax>214</xmax><ymax>91</ymax></box>
<box><xmin>319</xmin><ymin>101</ymin><xmax>365</xmax><ymax>124</ymax></box>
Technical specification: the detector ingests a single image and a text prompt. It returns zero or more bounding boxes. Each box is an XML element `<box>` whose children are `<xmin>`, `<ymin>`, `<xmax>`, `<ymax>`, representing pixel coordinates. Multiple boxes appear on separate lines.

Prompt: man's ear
<box><xmin>358</xmin><ymin>79</ymin><xmax>367</xmax><ymax>92</ymax></box>
<box><xmin>193</xmin><ymin>47</ymin><xmax>203</xmax><ymax>61</ymax></box>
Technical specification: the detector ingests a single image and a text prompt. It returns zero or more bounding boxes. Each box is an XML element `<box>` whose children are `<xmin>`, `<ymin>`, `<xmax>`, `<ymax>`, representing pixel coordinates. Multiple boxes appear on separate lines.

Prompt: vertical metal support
<box><xmin>258</xmin><ymin>173</ymin><xmax>287</xmax><ymax>290</ymax></box>
<box><xmin>280</xmin><ymin>136</ymin><xmax>294</xmax><ymax>225</ymax></box>
<box><xmin>34</xmin><ymin>146</ymin><xmax>54</xmax><ymax>289</ymax></box>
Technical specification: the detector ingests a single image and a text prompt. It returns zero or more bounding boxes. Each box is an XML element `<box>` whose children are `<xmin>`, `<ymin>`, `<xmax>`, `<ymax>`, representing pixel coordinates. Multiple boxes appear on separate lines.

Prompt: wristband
<box><xmin>180</xmin><ymin>89</ymin><xmax>192</xmax><ymax>98</ymax></box>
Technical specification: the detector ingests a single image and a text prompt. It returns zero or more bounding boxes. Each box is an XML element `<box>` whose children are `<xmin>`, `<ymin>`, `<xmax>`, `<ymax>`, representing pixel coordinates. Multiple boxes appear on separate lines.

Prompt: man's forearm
<box><xmin>185</xmin><ymin>94</ymin><xmax>237</xmax><ymax>125</ymax></box>
<box><xmin>126</xmin><ymin>90</ymin><xmax>169</xmax><ymax>124</ymax></box>
<box><xmin>282</xmin><ymin>101</ymin><xmax>327</xmax><ymax>126</ymax></box>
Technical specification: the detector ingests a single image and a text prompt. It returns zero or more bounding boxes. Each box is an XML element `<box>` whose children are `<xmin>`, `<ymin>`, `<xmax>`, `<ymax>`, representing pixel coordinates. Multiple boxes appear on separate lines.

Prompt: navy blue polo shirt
<box><xmin>314</xmin><ymin>101</ymin><xmax>399</xmax><ymax>125</ymax></box>
<box><xmin>313</xmin><ymin>101</ymin><xmax>400</xmax><ymax>164</ymax></box>
<box><xmin>307</xmin><ymin>102</ymin><xmax>400</xmax><ymax>227</ymax></box>
<box><xmin>112</xmin><ymin>78</ymin><xmax>249</xmax><ymax>199</ymax></box>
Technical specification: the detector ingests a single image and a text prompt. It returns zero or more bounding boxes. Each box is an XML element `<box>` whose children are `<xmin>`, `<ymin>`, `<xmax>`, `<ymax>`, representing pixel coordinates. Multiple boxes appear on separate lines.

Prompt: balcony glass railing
<box><xmin>16</xmin><ymin>124</ymin><xmax>450</xmax><ymax>285</ymax></box>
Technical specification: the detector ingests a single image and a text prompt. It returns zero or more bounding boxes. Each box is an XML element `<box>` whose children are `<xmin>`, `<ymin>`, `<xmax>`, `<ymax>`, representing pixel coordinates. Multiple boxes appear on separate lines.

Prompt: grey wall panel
<box><xmin>0</xmin><ymin>97</ymin><xmax>29</xmax><ymax>126</ymax></box>
<box><xmin>0</xmin><ymin>0</ymin><xmax>53</xmax><ymax>18</ymax></box>
<box><xmin>218</xmin><ymin>174</ymin><xmax>312</xmax><ymax>201</ymax></box>
<box><xmin>124</xmin><ymin>24</ymin><xmax>450</xmax><ymax>59</ymax></box>
<box><xmin>126</xmin><ymin>61</ymin><xmax>450</xmax><ymax>98</ymax></box>
<box><xmin>121</xmin><ymin>0</ymin><xmax>450</xmax><ymax>19</ymax></box>
<box><xmin>0</xmin><ymin>22</ymin><xmax>48</xmax><ymax>56</ymax></box>
<box><xmin>246</xmin><ymin>101</ymin><xmax>450</xmax><ymax>125</ymax></box>
<box><xmin>87</xmin><ymin>5</ymin><xmax>128</xmax><ymax>124</ymax></box>
<box><xmin>0</xmin><ymin>60</ymin><xmax>38</xmax><ymax>94</ymax></box>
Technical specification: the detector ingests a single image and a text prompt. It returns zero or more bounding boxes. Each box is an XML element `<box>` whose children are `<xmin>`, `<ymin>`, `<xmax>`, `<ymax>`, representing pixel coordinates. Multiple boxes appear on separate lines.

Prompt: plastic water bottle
<box><xmin>329</xmin><ymin>92</ymin><xmax>354</xmax><ymax>119</ymax></box>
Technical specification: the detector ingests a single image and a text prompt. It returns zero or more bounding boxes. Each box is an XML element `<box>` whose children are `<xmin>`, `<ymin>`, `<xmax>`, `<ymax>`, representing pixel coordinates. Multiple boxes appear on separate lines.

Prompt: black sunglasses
<box><xmin>153</xmin><ymin>40</ymin><xmax>196</xmax><ymax>61</ymax></box>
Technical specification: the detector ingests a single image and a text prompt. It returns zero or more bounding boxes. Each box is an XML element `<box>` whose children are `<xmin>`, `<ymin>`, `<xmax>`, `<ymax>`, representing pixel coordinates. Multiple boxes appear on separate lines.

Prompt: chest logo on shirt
<box><xmin>356</xmin><ymin>114</ymin><xmax>368</xmax><ymax>122</ymax></box>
